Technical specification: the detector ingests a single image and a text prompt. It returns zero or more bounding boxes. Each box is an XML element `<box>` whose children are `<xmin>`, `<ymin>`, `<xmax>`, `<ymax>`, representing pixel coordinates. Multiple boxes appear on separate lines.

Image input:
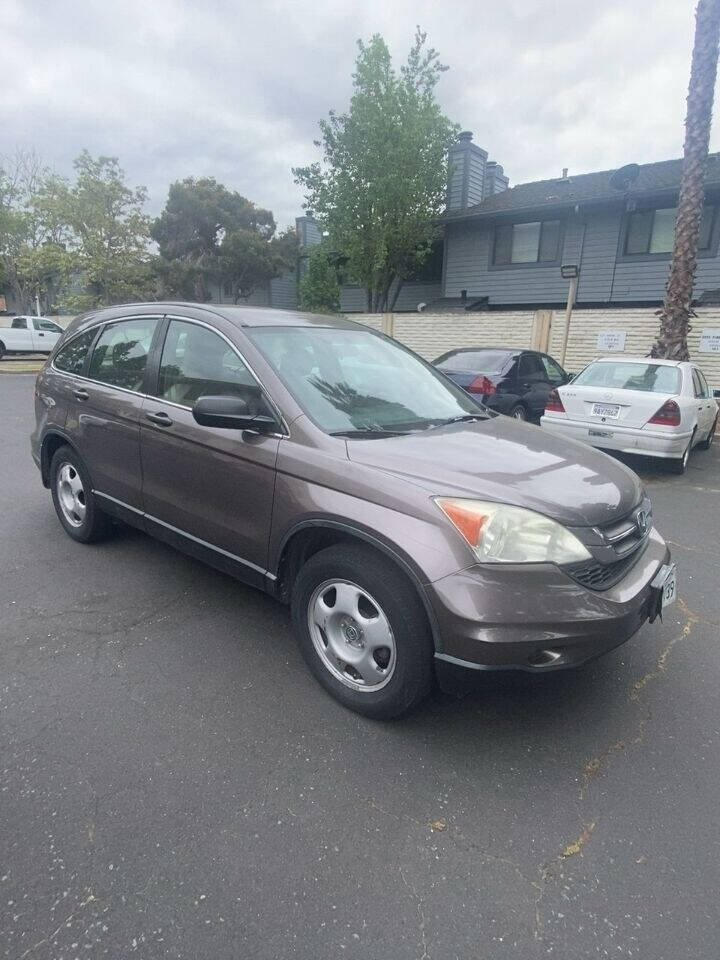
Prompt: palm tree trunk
<box><xmin>652</xmin><ymin>0</ymin><xmax>720</xmax><ymax>359</ymax></box>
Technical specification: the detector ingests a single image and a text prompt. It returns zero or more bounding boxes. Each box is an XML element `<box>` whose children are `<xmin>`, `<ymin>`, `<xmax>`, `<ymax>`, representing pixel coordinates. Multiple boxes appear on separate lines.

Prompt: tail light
<box><xmin>545</xmin><ymin>389</ymin><xmax>565</xmax><ymax>413</ymax></box>
<box><xmin>468</xmin><ymin>375</ymin><xmax>496</xmax><ymax>395</ymax></box>
<box><xmin>648</xmin><ymin>399</ymin><xmax>681</xmax><ymax>426</ymax></box>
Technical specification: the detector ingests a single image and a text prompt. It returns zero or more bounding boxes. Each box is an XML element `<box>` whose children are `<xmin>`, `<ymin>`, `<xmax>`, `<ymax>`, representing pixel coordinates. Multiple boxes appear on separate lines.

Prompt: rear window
<box><xmin>435</xmin><ymin>350</ymin><xmax>512</xmax><ymax>373</ymax></box>
<box><xmin>573</xmin><ymin>361</ymin><xmax>681</xmax><ymax>394</ymax></box>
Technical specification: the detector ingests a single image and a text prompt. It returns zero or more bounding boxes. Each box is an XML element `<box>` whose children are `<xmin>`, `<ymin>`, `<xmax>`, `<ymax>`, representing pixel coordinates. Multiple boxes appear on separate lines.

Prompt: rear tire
<box><xmin>508</xmin><ymin>404</ymin><xmax>527</xmax><ymax>421</ymax></box>
<box><xmin>696</xmin><ymin>415</ymin><xmax>717</xmax><ymax>451</ymax></box>
<box><xmin>668</xmin><ymin>435</ymin><xmax>693</xmax><ymax>475</ymax></box>
<box><xmin>50</xmin><ymin>445</ymin><xmax>111</xmax><ymax>543</ymax></box>
<box><xmin>291</xmin><ymin>543</ymin><xmax>434</xmax><ymax>720</ymax></box>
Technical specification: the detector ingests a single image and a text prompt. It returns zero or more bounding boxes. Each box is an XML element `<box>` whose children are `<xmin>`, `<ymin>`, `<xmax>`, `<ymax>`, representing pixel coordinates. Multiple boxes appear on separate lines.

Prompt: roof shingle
<box><xmin>444</xmin><ymin>153</ymin><xmax>720</xmax><ymax>220</ymax></box>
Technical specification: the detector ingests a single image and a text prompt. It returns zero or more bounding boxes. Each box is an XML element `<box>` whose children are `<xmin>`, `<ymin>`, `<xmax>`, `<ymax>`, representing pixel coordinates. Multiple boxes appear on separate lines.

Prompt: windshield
<box><xmin>573</xmin><ymin>361</ymin><xmax>681</xmax><ymax>395</ymax></box>
<box><xmin>248</xmin><ymin>326</ymin><xmax>484</xmax><ymax>434</ymax></box>
<box><xmin>435</xmin><ymin>349</ymin><xmax>512</xmax><ymax>373</ymax></box>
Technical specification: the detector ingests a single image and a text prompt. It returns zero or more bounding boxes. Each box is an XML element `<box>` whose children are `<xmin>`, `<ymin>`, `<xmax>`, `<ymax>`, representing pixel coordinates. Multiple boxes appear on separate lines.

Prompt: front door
<box><xmin>69</xmin><ymin>315</ymin><xmax>161</xmax><ymax>511</ymax></box>
<box><xmin>31</xmin><ymin>317</ymin><xmax>63</xmax><ymax>353</ymax></box>
<box><xmin>139</xmin><ymin>317</ymin><xmax>280</xmax><ymax>586</ymax></box>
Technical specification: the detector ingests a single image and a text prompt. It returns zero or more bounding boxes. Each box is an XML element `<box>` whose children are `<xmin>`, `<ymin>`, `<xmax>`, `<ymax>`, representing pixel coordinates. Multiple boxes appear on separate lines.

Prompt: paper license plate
<box><xmin>592</xmin><ymin>403</ymin><xmax>620</xmax><ymax>418</ymax></box>
<box><xmin>661</xmin><ymin>564</ymin><xmax>677</xmax><ymax>609</ymax></box>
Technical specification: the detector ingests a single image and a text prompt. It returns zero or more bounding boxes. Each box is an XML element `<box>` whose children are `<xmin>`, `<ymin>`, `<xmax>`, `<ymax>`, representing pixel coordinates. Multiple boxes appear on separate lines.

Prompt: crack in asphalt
<box><xmin>533</xmin><ymin>598</ymin><xmax>700</xmax><ymax>943</ymax></box>
<box><xmin>399</xmin><ymin>866</ymin><xmax>430</xmax><ymax>960</ymax></box>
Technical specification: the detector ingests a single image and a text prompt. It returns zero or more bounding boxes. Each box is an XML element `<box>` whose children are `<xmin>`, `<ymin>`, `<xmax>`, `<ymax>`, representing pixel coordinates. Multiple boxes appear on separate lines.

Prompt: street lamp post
<box><xmin>559</xmin><ymin>263</ymin><xmax>579</xmax><ymax>367</ymax></box>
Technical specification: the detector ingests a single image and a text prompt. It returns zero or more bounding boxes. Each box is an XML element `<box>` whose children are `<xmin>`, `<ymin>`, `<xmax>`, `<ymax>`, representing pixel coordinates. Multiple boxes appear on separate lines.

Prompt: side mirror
<box><xmin>192</xmin><ymin>395</ymin><xmax>278</xmax><ymax>432</ymax></box>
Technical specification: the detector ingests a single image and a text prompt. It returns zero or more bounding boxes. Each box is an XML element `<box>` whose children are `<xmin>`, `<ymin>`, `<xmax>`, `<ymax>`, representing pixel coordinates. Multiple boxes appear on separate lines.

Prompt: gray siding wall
<box><xmin>270</xmin><ymin>270</ymin><xmax>298</xmax><ymax>310</ymax></box>
<box><xmin>339</xmin><ymin>282</ymin><xmax>442</xmax><ymax>313</ymax></box>
<box><xmin>443</xmin><ymin>209</ymin><xmax>720</xmax><ymax>305</ymax></box>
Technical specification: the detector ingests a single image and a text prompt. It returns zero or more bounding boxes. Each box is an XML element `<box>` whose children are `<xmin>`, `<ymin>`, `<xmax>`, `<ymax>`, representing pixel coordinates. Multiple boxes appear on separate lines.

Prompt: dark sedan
<box><xmin>433</xmin><ymin>347</ymin><xmax>571</xmax><ymax>421</ymax></box>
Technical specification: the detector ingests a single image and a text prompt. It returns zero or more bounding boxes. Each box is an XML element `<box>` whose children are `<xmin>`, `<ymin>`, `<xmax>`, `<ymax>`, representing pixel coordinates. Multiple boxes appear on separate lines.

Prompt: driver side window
<box><xmin>155</xmin><ymin>319</ymin><xmax>263</xmax><ymax>412</ymax></box>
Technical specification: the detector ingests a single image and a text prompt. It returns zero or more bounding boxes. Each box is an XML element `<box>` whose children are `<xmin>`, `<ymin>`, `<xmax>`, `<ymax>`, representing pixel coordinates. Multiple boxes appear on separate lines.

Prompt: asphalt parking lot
<box><xmin>2</xmin><ymin>373</ymin><xmax>719</xmax><ymax>960</ymax></box>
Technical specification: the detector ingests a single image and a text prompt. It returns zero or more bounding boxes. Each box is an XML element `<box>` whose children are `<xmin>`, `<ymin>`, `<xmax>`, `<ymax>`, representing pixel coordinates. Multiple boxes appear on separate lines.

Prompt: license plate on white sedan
<box><xmin>592</xmin><ymin>402</ymin><xmax>620</xmax><ymax>418</ymax></box>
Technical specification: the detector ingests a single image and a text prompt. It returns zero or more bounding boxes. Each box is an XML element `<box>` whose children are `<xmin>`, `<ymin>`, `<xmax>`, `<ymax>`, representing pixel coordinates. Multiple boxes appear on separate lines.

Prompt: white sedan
<box><xmin>540</xmin><ymin>357</ymin><xmax>718</xmax><ymax>474</ymax></box>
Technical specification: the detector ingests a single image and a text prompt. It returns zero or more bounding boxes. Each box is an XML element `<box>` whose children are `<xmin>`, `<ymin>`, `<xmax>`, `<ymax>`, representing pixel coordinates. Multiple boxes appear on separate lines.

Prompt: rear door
<box><xmin>139</xmin><ymin>316</ymin><xmax>281</xmax><ymax>586</ymax></box>
<box><xmin>68</xmin><ymin>315</ymin><xmax>162</xmax><ymax>511</ymax></box>
<box><xmin>692</xmin><ymin>367</ymin><xmax>716</xmax><ymax>436</ymax></box>
<box><xmin>517</xmin><ymin>352</ymin><xmax>550</xmax><ymax>418</ymax></box>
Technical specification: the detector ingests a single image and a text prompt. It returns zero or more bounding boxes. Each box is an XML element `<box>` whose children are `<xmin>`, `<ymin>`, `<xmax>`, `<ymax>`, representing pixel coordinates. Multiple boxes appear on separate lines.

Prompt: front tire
<box><xmin>291</xmin><ymin>543</ymin><xmax>434</xmax><ymax>719</ymax></box>
<box><xmin>0</xmin><ymin>341</ymin><xmax>6</xmax><ymax>361</ymax></box>
<box><xmin>50</xmin><ymin>445</ymin><xmax>110</xmax><ymax>542</ymax></box>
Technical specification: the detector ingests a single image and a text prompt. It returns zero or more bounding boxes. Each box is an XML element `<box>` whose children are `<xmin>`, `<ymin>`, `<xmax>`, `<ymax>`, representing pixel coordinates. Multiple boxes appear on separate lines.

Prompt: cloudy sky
<box><xmin>1</xmin><ymin>0</ymin><xmax>714</xmax><ymax>228</ymax></box>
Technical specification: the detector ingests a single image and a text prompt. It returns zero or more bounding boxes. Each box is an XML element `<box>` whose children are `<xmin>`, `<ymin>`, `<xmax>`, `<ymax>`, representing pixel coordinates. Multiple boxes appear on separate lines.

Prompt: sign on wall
<box><xmin>699</xmin><ymin>329</ymin><xmax>720</xmax><ymax>353</ymax></box>
<box><xmin>596</xmin><ymin>330</ymin><xmax>627</xmax><ymax>351</ymax></box>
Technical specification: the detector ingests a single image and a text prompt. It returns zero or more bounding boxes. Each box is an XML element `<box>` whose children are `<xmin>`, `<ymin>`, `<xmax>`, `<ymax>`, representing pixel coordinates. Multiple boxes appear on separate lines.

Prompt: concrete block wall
<box><xmin>349</xmin><ymin>312</ymin><xmax>534</xmax><ymax>360</ymax></box>
<box><xmin>349</xmin><ymin>308</ymin><xmax>720</xmax><ymax>388</ymax></box>
<box><xmin>548</xmin><ymin>307</ymin><xmax>720</xmax><ymax>386</ymax></box>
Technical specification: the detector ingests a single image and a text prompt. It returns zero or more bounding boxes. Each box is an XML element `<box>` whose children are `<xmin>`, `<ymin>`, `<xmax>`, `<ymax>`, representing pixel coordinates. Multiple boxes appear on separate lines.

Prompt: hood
<box><xmin>346</xmin><ymin>417</ymin><xmax>642</xmax><ymax>528</ymax></box>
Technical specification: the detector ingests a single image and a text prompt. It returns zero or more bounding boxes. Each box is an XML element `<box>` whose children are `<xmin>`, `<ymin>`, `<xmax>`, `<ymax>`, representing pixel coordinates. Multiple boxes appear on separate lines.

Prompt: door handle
<box><xmin>38</xmin><ymin>332</ymin><xmax>45</xmax><ymax>337</ymax></box>
<box><xmin>145</xmin><ymin>410</ymin><xmax>173</xmax><ymax>427</ymax></box>
<box><xmin>72</xmin><ymin>388</ymin><xmax>89</xmax><ymax>401</ymax></box>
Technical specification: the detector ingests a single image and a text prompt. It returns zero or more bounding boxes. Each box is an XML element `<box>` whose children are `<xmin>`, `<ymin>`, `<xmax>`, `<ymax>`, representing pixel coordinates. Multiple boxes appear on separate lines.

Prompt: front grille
<box><xmin>566</xmin><ymin>547</ymin><xmax>646</xmax><ymax>590</ymax></box>
<box><xmin>564</xmin><ymin>498</ymin><xmax>652</xmax><ymax>591</ymax></box>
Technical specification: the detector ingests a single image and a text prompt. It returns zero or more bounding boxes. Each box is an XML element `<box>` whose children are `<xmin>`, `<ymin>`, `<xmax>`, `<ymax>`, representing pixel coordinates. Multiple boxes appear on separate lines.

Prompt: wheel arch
<box><xmin>40</xmin><ymin>430</ymin><xmax>79</xmax><ymax>488</ymax></box>
<box><xmin>273</xmin><ymin>520</ymin><xmax>443</xmax><ymax>652</ymax></box>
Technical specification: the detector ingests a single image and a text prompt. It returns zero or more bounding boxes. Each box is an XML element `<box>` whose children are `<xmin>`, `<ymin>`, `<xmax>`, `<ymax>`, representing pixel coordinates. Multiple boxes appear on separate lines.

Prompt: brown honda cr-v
<box><xmin>32</xmin><ymin>303</ymin><xmax>675</xmax><ymax>718</ymax></box>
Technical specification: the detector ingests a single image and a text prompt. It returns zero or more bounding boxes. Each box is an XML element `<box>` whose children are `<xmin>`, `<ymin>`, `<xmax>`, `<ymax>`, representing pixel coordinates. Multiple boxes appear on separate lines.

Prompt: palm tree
<box><xmin>651</xmin><ymin>0</ymin><xmax>720</xmax><ymax>360</ymax></box>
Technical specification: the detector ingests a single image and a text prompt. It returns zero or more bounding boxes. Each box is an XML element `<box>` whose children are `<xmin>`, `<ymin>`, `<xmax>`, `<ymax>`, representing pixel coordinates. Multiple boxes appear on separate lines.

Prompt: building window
<box><xmin>493</xmin><ymin>220</ymin><xmax>561</xmax><ymax>265</ymax></box>
<box><xmin>624</xmin><ymin>205</ymin><xmax>716</xmax><ymax>255</ymax></box>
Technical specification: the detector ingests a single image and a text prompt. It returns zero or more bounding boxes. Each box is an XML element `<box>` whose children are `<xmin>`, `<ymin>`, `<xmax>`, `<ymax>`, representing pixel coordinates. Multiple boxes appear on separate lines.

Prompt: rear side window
<box><xmin>540</xmin><ymin>355</ymin><xmax>566</xmax><ymax>384</ymax></box>
<box><xmin>11</xmin><ymin>317</ymin><xmax>27</xmax><ymax>329</ymax></box>
<box><xmin>88</xmin><ymin>317</ymin><xmax>159</xmax><ymax>392</ymax></box>
<box><xmin>53</xmin><ymin>328</ymin><xmax>98</xmax><ymax>375</ymax></box>
<box><xmin>154</xmin><ymin>319</ymin><xmax>261</xmax><ymax>409</ymax></box>
<box><xmin>519</xmin><ymin>353</ymin><xmax>545</xmax><ymax>379</ymax></box>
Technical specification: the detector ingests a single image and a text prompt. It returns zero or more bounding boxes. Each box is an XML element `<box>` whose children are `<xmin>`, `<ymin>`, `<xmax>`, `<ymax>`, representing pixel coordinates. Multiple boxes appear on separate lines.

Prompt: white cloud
<box><xmin>0</xmin><ymin>0</ymin><xmax>715</xmax><ymax>227</ymax></box>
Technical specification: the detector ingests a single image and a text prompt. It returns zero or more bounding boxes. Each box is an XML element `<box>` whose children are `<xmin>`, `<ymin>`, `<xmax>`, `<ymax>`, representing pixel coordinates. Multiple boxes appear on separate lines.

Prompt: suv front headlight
<box><xmin>435</xmin><ymin>497</ymin><xmax>592</xmax><ymax>564</ymax></box>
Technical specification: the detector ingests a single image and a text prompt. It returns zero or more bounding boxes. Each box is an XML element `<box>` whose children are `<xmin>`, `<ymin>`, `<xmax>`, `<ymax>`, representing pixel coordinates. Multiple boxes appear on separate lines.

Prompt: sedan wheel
<box><xmin>697</xmin><ymin>416</ymin><xmax>717</xmax><ymax>451</ymax></box>
<box><xmin>509</xmin><ymin>404</ymin><xmax>527</xmax><ymax>421</ymax></box>
<box><xmin>669</xmin><ymin>438</ymin><xmax>692</xmax><ymax>475</ymax></box>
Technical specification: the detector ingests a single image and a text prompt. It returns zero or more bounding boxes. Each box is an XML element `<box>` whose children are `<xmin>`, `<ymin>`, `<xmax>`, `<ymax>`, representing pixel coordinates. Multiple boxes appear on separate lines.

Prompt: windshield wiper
<box><xmin>329</xmin><ymin>428</ymin><xmax>410</xmax><ymax>438</ymax></box>
<box><xmin>432</xmin><ymin>413</ymin><xmax>491</xmax><ymax>427</ymax></box>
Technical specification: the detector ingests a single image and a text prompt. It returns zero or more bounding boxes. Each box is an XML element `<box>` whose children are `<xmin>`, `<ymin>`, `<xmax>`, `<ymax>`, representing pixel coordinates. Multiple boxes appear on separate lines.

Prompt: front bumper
<box><xmin>429</xmin><ymin>526</ymin><xmax>670</xmax><ymax>689</ymax></box>
<box><xmin>540</xmin><ymin>415</ymin><xmax>691</xmax><ymax>459</ymax></box>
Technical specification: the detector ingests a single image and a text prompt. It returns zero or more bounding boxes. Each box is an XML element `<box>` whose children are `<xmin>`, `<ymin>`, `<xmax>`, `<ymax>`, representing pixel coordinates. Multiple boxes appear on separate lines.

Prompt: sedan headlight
<box><xmin>435</xmin><ymin>498</ymin><xmax>592</xmax><ymax>564</ymax></box>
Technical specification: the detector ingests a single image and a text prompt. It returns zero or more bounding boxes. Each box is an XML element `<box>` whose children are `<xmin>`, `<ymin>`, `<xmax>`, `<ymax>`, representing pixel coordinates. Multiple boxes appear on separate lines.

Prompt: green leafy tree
<box><xmin>294</xmin><ymin>28</ymin><xmax>457</xmax><ymax>312</ymax></box>
<box><xmin>54</xmin><ymin>151</ymin><xmax>155</xmax><ymax>310</ymax></box>
<box><xmin>298</xmin><ymin>243</ymin><xmax>341</xmax><ymax>313</ymax></box>
<box><xmin>0</xmin><ymin>151</ymin><xmax>74</xmax><ymax>313</ymax></box>
<box><xmin>152</xmin><ymin>178</ymin><xmax>276</xmax><ymax>301</ymax></box>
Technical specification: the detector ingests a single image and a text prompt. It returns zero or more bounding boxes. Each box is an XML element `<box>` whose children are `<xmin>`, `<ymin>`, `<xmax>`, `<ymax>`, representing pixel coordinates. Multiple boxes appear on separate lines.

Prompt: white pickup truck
<box><xmin>0</xmin><ymin>316</ymin><xmax>64</xmax><ymax>359</ymax></box>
